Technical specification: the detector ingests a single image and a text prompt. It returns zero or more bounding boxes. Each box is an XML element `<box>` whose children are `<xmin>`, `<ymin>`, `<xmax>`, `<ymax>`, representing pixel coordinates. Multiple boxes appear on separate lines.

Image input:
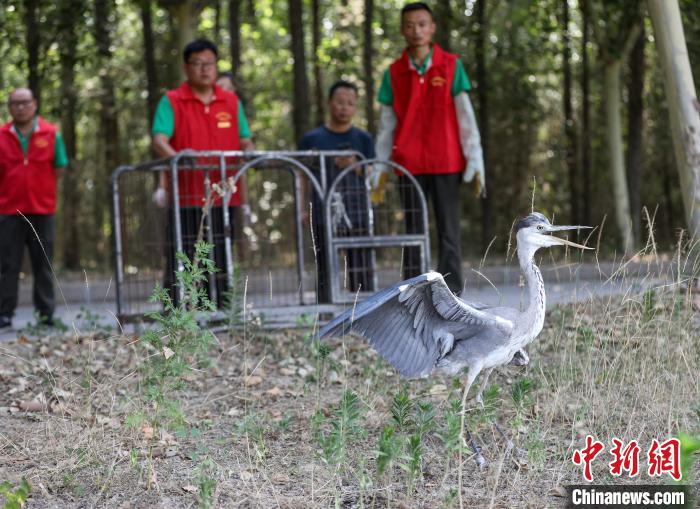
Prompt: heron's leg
<box><xmin>459</xmin><ymin>367</ymin><xmax>487</xmax><ymax>469</ymax></box>
<box><xmin>475</xmin><ymin>368</ymin><xmax>494</xmax><ymax>407</ymax></box>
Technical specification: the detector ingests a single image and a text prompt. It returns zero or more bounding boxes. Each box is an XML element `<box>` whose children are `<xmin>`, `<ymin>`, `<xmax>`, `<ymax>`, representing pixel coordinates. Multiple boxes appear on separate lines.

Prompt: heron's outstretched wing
<box><xmin>320</xmin><ymin>272</ymin><xmax>514</xmax><ymax>378</ymax></box>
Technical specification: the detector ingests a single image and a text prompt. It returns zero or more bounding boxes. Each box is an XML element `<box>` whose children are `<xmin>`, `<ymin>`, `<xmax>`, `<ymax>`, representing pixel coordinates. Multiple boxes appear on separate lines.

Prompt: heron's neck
<box><xmin>518</xmin><ymin>247</ymin><xmax>546</xmax><ymax>344</ymax></box>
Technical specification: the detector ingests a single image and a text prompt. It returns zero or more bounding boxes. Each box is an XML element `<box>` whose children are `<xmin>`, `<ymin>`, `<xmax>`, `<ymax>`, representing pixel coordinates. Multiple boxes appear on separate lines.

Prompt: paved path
<box><xmin>1</xmin><ymin>261</ymin><xmax>670</xmax><ymax>341</ymax></box>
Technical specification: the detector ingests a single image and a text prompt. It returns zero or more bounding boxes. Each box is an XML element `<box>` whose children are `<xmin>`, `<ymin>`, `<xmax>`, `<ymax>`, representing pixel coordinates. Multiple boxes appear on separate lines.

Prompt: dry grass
<box><xmin>0</xmin><ymin>273</ymin><xmax>698</xmax><ymax>508</ymax></box>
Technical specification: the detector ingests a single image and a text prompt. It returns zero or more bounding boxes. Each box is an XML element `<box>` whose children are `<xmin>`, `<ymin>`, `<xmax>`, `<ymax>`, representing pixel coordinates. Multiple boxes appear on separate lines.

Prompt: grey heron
<box><xmin>320</xmin><ymin>212</ymin><xmax>592</xmax><ymax>465</ymax></box>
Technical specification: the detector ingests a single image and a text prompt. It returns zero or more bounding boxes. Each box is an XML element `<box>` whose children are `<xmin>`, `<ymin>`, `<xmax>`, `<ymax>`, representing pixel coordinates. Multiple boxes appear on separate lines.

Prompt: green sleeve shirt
<box><xmin>54</xmin><ymin>132</ymin><xmax>68</xmax><ymax>168</ymax></box>
<box><xmin>151</xmin><ymin>95</ymin><xmax>251</xmax><ymax>140</ymax></box>
<box><xmin>15</xmin><ymin>125</ymin><xmax>68</xmax><ymax>168</ymax></box>
<box><xmin>377</xmin><ymin>59</ymin><xmax>472</xmax><ymax>106</ymax></box>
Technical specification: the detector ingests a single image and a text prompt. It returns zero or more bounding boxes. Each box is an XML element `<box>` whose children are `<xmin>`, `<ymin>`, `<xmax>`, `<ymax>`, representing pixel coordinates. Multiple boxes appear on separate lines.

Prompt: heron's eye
<box><xmin>537</xmin><ymin>225</ymin><xmax>544</xmax><ymax>231</ymax></box>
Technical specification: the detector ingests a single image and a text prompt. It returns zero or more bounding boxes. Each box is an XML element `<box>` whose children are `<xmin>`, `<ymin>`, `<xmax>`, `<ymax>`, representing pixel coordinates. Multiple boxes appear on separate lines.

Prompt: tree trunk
<box><xmin>626</xmin><ymin>27</ymin><xmax>645</xmax><ymax>243</ymax></box>
<box><xmin>57</xmin><ymin>0</ymin><xmax>81</xmax><ymax>269</ymax></box>
<box><xmin>647</xmin><ymin>0</ymin><xmax>700</xmax><ymax>247</ymax></box>
<box><xmin>229</xmin><ymin>0</ymin><xmax>241</xmax><ymax>77</ymax></box>
<box><xmin>604</xmin><ymin>60</ymin><xmax>635</xmax><ymax>253</ymax></box>
<box><xmin>562</xmin><ymin>0</ymin><xmax>579</xmax><ymax>225</ymax></box>
<box><xmin>363</xmin><ymin>0</ymin><xmax>375</xmax><ymax>135</ymax></box>
<box><xmin>312</xmin><ymin>0</ymin><xmax>324</xmax><ymax>127</ymax></box>
<box><xmin>288</xmin><ymin>0</ymin><xmax>310</xmax><ymax>142</ymax></box>
<box><xmin>94</xmin><ymin>0</ymin><xmax>120</xmax><ymax>172</ymax></box>
<box><xmin>140</xmin><ymin>0</ymin><xmax>160</xmax><ymax>128</ymax></box>
<box><xmin>214</xmin><ymin>0</ymin><xmax>221</xmax><ymax>45</ymax></box>
<box><xmin>24</xmin><ymin>0</ymin><xmax>42</xmax><ymax>106</ymax></box>
<box><xmin>580</xmin><ymin>0</ymin><xmax>591</xmax><ymax>225</ymax></box>
<box><xmin>475</xmin><ymin>0</ymin><xmax>491</xmax><ymax>249</ymax></box>
<box><xmin>171</xmin><ymin>0</ymin><xmax>198</xmax><ymax>80</ymax></box>
<box><xmin>94</xmin><ymin>0</ymin><xmax>121</xmax><ymax>264</ymax></box>
<box><xmin>434</xmin><ymin>0</ymin><xmax>451</xmax><ymax>52</ymax></box>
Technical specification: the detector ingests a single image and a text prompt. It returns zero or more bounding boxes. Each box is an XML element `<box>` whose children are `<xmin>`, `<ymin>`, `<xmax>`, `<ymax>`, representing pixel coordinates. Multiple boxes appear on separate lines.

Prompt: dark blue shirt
<box><xmin>298</xmin><ymin>125</ymin><xmax>375</xmax><ymax>159</ymax></box>
<box><xmin>298</xmin><ymin>125</ymin><xmax>374</xmax><ymax>235</ymax></box>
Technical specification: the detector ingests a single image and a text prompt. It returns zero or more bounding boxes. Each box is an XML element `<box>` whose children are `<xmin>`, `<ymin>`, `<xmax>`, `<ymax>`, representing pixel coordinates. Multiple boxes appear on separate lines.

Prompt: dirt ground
<box><xmin>0</xmin><ymin>284</ymin><xmax>698</xmax><ymax>508</ymax></box>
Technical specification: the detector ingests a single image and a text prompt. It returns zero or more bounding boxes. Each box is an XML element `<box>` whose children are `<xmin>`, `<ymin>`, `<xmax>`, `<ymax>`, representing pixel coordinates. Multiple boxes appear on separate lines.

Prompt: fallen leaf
<box><xmin>244</xmin><ymin>375</ymin><xmax>263</xmax><ymax>387</ymax></box>
<box><xmin>266</xmin><ymin>386</ymin><xmax>282</xmax><ymax>398</ymax></box>
<box><xmin>549</xmin><ymin>486</ymin><xmax>568</xmax><ymax>498</ymax></box>
<box><xmin>19</xmin><ymin>400</ymin><xmax>46</xmax><ymax>412</ymax></box>
<box><xmin>182</xmin><ymin>485</ymin><xmax>198</xmax><ymax>493</ymax></box>
<box><xmin>141</xmin><ymin>424</ymin><xmax>154</xmax><ymax>440</ymax></box>
<box><xmin>240</xmin><ymin>470</ymin><xmax>254</xmax><ymax>481</ymax></box>
<box><xmin>163</xmin><ymin>346</ymin><xmax>175</xmax><ymax>359</ymax></box>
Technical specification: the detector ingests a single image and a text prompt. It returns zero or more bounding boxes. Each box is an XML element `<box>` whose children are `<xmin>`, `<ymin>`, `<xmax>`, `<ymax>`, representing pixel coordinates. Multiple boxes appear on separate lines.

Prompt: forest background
<box><xmin>1</xmin><ymin>0</ymin><xmax>698</xmax><ymax>272</ymax></box>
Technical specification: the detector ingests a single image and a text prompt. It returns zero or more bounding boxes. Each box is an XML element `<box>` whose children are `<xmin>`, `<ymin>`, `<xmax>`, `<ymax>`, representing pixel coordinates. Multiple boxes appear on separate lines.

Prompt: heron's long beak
<box><xmin>547</xmin><ymin>225</ymin><xmax>593</xmax><ymax>250</ymax></box>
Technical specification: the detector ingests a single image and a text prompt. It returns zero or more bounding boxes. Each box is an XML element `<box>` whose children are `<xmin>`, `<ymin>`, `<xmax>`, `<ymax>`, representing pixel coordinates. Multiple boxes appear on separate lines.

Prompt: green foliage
<box><xmin>642</xmin><ymin>288</ymin><xmax>656</xmax><ymax>322</ymax></box>
<box><xmin>0</xmin><ymin>478</ymin><xmax>30</xmax><ymax>509</ymax></box>
<box><xmin>511</xmin><ymin>377</ymin><xmax>535</xmax><ymax>411</ymax></box>
<box><xmin>440</xmin><ymin>399</ymin><xmax>465</xmax><ymax>456</ymax></box>
<box><xmin>138</xmin><ymin>242</ymin><xmax>216</xmax><ymax>429</ymax></box>
<box><xmin>316</xmin><ymin>390</ymin><xmax>365</xmax><ymax>471</ymax></box>
<box><xmin>376</xmin><ymin>425</ymin><xmax>398</xmax><ymax>478</ymax></box>
<box><xmin>390</xmin><ymin>388</ymin><xmax>414</xmax><ymax>432</ymax></box>
<box><xmin>19</xmin><ymin>312</ymin><xmax>68</xmax><ymax>337</ymax></box>
<box><xmin>678</xmin><ymin>432</ymin><xmax>700</xmax><ymax>483</ymax></box>
<box><xmin>196</xmin><ymin>456</ymin><xmax>218</xmax><ymax>509</ymax></box>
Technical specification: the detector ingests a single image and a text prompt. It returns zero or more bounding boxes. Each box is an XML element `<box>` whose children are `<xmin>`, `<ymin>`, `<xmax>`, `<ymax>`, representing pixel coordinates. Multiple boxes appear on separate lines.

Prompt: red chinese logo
<box><xmin>647</xmin><ymin>438</ymin><xmax>681</xmax><ymax>481</ymax></box>
<box><xmin>573</xmin><ymin>436</ymin><xmax>682</xmax><ymax>482</ymax></box>
<box><xmin>572</xmin><ymin>435</ymin><xmax>605</xmax><ymax>482</ymax></box>
<box><xmin>609</xmin><ymin>439</ymin><xmax>640</xmax><ymax>477</ymax></box>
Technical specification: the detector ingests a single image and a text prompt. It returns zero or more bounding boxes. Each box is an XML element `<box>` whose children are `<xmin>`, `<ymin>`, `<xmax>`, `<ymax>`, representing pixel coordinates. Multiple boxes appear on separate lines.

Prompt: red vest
<box><xmin>0</xmin><ymin>117</ymin><xmax>59</xmax><ymax>215</ymax></box>
<box><xmin>167</xmin><ymin>82</ymin><xmax>242</xmax><ymax>206</ymax></box>
<box><xmin>390</xmin><ymin>44</ymin><xmax>465</xmax><ymax>175</ymax></box>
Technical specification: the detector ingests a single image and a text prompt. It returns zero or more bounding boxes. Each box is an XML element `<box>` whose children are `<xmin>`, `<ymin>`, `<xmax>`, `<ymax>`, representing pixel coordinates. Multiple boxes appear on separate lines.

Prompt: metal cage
<box><xmin>111</xmin><ymin>151</ymin><xmax>430</xmax><ymax>323</ymax></box>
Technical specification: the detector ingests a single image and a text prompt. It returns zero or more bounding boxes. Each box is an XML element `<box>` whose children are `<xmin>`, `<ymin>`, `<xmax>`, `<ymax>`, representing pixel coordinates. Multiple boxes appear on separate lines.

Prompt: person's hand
<box><xmin>369</xmin><ymin>166</ymin><xmax>389</xmax><ymax>205</ymax></box>
<box><xmin>152</xmin><ymin>187</ymin><xmax>168</xmax><ymax>207</ymax></box>
<box><xmin>369</xmin><ymin>165</ymin><xmax>388</xmax><ymax>190</ymax></box>
<box><xmin>463</xmin><ymin>153</ymin><xmax>486</xmax><ymax>198</ymax></box>
<box><xmin>334</xmin><ymin>154</ymin><xmax>356</xmax><ymax>170</ymax></box>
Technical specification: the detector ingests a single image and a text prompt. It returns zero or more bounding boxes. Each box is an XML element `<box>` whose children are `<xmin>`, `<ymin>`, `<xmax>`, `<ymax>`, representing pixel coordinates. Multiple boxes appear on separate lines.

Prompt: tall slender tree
<box><xmin>24</xmin><ymin>0</ymin><xmax>42</xmax><ymax>106</ymax></box>
<box><xmin>363</xmin><ymin>0</ymin><xmax>375</xmax><ymax>135</ymax></box>
<box><xmin>57</xmin><ymin>0</ymin><xmax>83</xmax><ymax>269</ymax></box>
<box><xmin>562</xmin><ymin>0</ymin><xmax>579</xmax><ymax>225</ymax></box>
<box><xmin>475</xmin><ymin>0</ymin><xmax>492</xmax><ymax>249</ymax></box>
<box><xmin>94</xmin><ymin>0</ymin><xmax>121</xmax><ymax>261</ymax></box>
<box><xmin>229</xmin><ymin>0</ymin><xmax>241</xmax><ymax>78</ymax></box>
<box><xmin>288</xmin><ymin>0</ymin><xmax>310</xmax><ymax>142</ymax></box>
<box><xmin>593</xmin><ymin>1</ymin><xmax>641</xmax><ymax>252</ymax></box>
<box><xmin>140</xmin><ymin>0</ymin><xmax>160</xmax><ymax>128</ymax></box>
<box><xmin>312</xmin><ymin>0</ymin><xmax>324</xmax><ymax>127</ymax></box>
<box><xmin>434</xmin><ymin>0</ymin><xmax>451</xmax><ymax>52</ymax></box>
<box><xmin>626</xmin><ymin>27</ymin><xmax>645</xmax><ymax>243</ymax></box>
<box><xmin>580</xmin><ymin>0</ymin><xmax>592</xmax><ymax>225</ymax></box>
<box><xmin>647</xmin><ymin>0</ymin><xmax>700</xmax><ymax>246</ymax></box>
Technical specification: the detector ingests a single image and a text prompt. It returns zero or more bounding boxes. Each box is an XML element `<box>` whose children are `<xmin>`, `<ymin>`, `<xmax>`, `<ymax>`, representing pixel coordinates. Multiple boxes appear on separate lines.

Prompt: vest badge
<box><xmin>430</xmin><ymin>76</ymin><xmax>447</xmax><ymax>87</ymax></box>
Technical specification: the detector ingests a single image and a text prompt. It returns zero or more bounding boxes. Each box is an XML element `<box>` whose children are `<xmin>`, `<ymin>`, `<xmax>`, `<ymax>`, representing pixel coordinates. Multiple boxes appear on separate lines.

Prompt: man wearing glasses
<box><xmin>152</xmin><ymin>39</ymin><xmax>254</xmax><ymax>307</ymax></box>
<box><xmin>0</xmin><ymin>88</ymin><xmax>68</xmax><ymax>330</ymax></box>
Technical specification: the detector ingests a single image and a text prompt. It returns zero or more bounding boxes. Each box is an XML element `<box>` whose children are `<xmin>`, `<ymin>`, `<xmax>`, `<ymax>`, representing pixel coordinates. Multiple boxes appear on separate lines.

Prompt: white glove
<box><xmin>369</xmin><ymin>166</ymin><xmax>388</xmax><ymax>190</ymax></box>
<box><xmin>462</xmin><ymin>145</ymin><xmax>486</xmax><ymax>196</ymax></box>
<box><xmin>152</xmin><ymin>187</ymin><xmax>167</xmax><ymax>208</ymax></box>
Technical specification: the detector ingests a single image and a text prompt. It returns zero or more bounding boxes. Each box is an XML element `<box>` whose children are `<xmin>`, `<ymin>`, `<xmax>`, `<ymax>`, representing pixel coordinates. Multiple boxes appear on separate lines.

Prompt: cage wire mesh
<box><xmin>112</xmin><ymin>152</ymin><xmax>430</xmax><ymax>322</ymax></box>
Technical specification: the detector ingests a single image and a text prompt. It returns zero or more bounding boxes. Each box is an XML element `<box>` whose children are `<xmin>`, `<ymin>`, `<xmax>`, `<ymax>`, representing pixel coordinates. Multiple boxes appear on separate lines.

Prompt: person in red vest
<box><xmin>152</xmin><ymin>39</ymin><xmax>254</xmax><ymax>307</ymax></box>
<box><xmin>0</xmin><ymin>88</ymin><xmax>69</xmax><ymax>330</ymax></box>
<box><xmin>373</xmin><ymin>2</ymin><xmax>485</xmax><ymax>294</ymax></box>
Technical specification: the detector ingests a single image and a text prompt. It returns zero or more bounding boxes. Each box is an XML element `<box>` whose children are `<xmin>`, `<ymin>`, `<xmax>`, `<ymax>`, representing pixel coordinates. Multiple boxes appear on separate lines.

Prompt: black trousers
<box><xmin>165</xmin><ymin>206</ymin><xmax>235</xmax><ymax>308</ymax></box>
<box><xmin>0</xmin><ymin>214</ymin><xmax>55</xmax><ymax>319</ymax></box>
<box><xmin>399</xmin><ymin>172</ymin><xmax>463</xmax><ymax>293</ymax></box>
